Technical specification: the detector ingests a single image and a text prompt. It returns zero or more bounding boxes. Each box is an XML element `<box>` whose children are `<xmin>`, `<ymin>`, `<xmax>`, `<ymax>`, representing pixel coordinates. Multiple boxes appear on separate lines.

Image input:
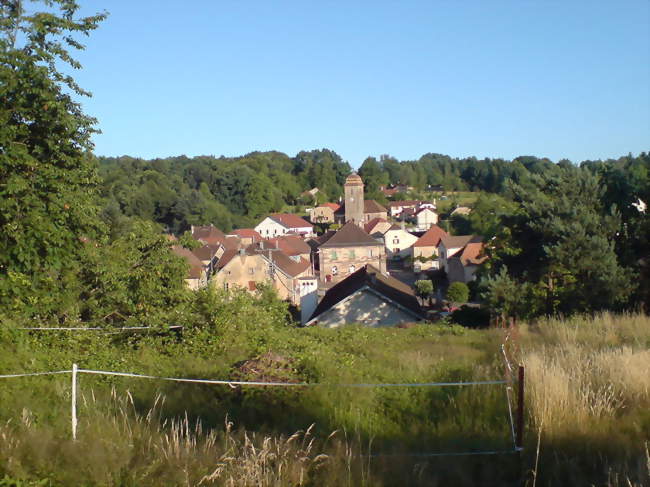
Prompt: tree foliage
<box><xmin>447</xmin><ymin>282</ymin><xmax>469</xmax><ymax>304</ymax></box>
<box><xmin>0</xmin><ymin>0</ymin><xmax>107</xmax><ymax>317</ymax></box>
<box><xmin>481</xmin><ymin>167</ymin><xmax>635</xmax><ymax>318</ymax></box>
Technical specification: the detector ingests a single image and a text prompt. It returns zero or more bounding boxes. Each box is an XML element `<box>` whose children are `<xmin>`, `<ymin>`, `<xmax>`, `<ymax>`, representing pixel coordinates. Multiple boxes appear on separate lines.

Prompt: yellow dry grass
<box><xmin>521</xmin><ymin>314</ymin><xmax>650</xmax><ymax>438</ymax></box>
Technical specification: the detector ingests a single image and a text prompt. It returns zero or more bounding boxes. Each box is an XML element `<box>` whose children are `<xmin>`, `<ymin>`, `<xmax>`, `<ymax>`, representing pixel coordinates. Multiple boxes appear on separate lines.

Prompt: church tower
<box><xmin>344</xmin><ymin>173</ymin><xmax>364</xmax><ymax>226</ymax></box>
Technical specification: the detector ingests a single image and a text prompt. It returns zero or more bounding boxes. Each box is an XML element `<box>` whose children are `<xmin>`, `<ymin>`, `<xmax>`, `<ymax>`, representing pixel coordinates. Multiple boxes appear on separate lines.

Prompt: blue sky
<box><xmin>70</xmin><ymin>1</ymin><xmax>649</xmax><ymax>167</ymax></box>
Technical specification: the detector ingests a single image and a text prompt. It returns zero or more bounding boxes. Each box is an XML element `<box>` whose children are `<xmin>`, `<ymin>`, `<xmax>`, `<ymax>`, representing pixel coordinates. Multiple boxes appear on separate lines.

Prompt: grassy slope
<box><xmin>0</xmin><ymin>313</ymin><xmax>648</xmax><ymax>486</ymax></box>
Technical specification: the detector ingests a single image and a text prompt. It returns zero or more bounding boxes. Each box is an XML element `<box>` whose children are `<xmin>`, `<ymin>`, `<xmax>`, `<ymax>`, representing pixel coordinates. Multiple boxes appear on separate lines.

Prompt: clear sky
<box><xmin>70</xmin><ymin>0</ymin><xmax>649</xmax><ymax>167</ymax></box>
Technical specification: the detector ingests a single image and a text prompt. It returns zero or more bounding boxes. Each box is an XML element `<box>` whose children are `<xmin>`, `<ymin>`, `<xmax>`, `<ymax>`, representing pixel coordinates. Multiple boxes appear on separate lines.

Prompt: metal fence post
<box><xmin>71</xmin><ymin>363</ymin><xmax>78</xmax><ymax>441</ymax></box>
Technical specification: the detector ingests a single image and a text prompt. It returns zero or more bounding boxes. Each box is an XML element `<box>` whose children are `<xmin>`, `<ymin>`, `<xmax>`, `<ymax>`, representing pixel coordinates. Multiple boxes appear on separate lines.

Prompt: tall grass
<box><xmin>0</xmin><ymin>391</ymin><xmax>371</xmax><ymax>486</ymax></box>
<box><xmin>1</xmin><ymin>313</ymin><xmax>649</xmax><ymax>485</ymax></box>
<box><xmin>520</xmin><ymin>313</ymin><xmax>650</xmax><ymax>486</ymax></box>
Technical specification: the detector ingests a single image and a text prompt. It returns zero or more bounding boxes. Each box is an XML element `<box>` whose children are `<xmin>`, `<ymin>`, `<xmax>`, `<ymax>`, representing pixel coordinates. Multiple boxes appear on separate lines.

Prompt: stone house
<box><xmin>172</xmin><ymin>245</ymin><xmax>207</xmax><ymax>290</ymax></box>
<box><xmin>316</xmin><ymin>222</ymin><xmax>386</xmax><ymax>284</ymax></box>
<box><xmin>227</xmin><ymin>228</ymin><xmax>262</xmax><ymax>246</ymax></box>
<box><xmin>387</xmin><ymin>200</ymin><xmax>422</xmax><ymax>218</ymax></box>
<box><xmin>310</xmin><ymin>203</ymin><xmax>340</xmax><ymax>224</ymax></box>
<box><xmin>412</xmin><ymin>225</ymin><xmax>448</xmax><ymax>272</ymax></box>
<box><xmin>212</xmin><ymin>245</ymin><xmax>313</xmax><ymax>305</ymax></box>
<box><xmin>255</xmin><ymin>213</ymin><xmax>314</xmax><ymax>238</ymax></box>
<box><xmin>191</xmin><ymin>243</ymin><xmax>220</xmax><ymax>278</ymax></box>
<box><xmin>304</xmin><ymin>265</ymin><xmax>423</xmax><ymax>328</ymax></box>
<box><xmin>383</xmin><ymin>224</ymin><xmax>419</xmax><ymax>259</ymax></box>
<box><xmin>438</xmin><ymin>235</ymin><xmax>484</xmax><ymax>280</ymax></box>
<box><xmin>364</xmin><ymin>218</ymin><xmax>392</xmax><ymax>237</ymax></box>
<box><xmin>265</xmin><ymin>235</ymin><xmax>311</xmax><ymax>261</ymax></box>
<box><xmin>414</xmin><ymin>207</ymin><xmax>439</xmax><ymax>231</ymax></box>
<box><xmin>446</xmin><ymin>241</ymin><xmax>487</xmax><ymax>284</ymax></box>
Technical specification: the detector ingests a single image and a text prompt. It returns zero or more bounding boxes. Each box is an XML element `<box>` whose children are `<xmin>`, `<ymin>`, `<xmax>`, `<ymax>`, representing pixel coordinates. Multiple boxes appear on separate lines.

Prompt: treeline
<box><xmin>97</xmin><ymin>150</ymin><xmax>648</xmax><ymax>236</ymax></box>
<box><xmin>98</xmin><ymin>150</ymin><xmax>351</xmax><ymax>233</ymax></box>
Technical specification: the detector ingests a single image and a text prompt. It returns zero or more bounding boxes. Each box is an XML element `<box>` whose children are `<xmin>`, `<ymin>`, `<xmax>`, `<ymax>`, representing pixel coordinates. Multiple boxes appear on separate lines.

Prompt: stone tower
<box><xmin>344</xmin><ymin>173</ymin><xmax>364</xmax><ymax>226</ymax></box>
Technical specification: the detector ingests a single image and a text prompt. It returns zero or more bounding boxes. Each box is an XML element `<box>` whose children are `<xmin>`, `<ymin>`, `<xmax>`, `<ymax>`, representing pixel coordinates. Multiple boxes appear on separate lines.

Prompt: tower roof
<box><xmin>345</xmin><ymin>173</ymin><xmax>364</xmax><ymax>186</ymax></box>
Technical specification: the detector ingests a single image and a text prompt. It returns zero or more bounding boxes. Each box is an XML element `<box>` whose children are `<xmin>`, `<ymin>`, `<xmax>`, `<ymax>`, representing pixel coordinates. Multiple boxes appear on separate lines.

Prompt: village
<box><xmin>171</xmin><ymin>173</ymin><xmax>486</xmax><ymax>327</ymax></box>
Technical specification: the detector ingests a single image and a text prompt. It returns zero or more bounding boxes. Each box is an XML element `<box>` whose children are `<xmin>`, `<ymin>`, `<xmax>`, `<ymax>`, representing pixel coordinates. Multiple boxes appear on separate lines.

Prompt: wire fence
<box><xmin>0</xmin><ymin>356</ymin><xmax>524</xmax><ymax>457</ymax></box>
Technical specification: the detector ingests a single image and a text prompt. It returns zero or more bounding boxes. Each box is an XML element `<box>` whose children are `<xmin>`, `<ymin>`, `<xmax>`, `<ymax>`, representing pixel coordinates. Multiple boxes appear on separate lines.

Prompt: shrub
<box><xmin>447</xmin><ymin>282</ymin><xmax>469</xmax><ymax>304</ymax></box>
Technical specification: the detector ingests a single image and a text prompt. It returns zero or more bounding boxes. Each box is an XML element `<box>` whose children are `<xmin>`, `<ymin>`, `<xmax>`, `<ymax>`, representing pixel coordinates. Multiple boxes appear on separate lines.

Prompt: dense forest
<box><xmin>98</xmin><ymin>151</ymin><xmax>649</xmax><ymax>231</ymax></box>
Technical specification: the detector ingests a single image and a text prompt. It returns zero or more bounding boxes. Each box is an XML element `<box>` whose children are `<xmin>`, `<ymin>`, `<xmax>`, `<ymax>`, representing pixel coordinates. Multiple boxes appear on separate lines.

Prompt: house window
<box><xmin>330</xmin><ymin>251</ymin><xmax>338</xmax><ymax>260</ymax></box>
<box><xmin>224</xmin><ymin>282</ymin><xmax>229</xmax><ymax>291</ymax></box>
<box><xmin>394</xmin><ymin>248</ymin><xmax>399</xmax><ymax>253</ymax></box>
<box><xmin>393</xmin><ymin>238</ymin><xmax>399</xmax><ymax>244</ymax></box>
<box><xmin>248</xmin><ymin>267</ymin><xmax>254</xmax><ymax>275</ymax></box>
<box><xmin>349</xmin><ymin>250</ymin><xmax>356</xmax><ymax>259</ymax></box>
<box><xmin>332</xmin><ymin>265</ymin><xmax>338</xmax><ymax>275</ymax></box>
<box><xmin>368</xmin><ymin>249</ymin><xmax>373</xmax><ymax>257</ymax></box>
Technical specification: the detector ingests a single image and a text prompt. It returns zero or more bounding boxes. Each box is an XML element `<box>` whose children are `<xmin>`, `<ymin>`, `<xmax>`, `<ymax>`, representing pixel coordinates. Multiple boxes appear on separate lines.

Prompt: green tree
<box><xmin>482</xmin><ymin>167</ymin><xmax>633</xmax><ymax>316</ymax></box>
<box><xmin>446</xmin><ymin>282</ymin><xmax>469</xmax><ymax>305</ymax></box>
<box><xmin>0</xmin><ymin>0</ymin><xmax>107</xmax><ymax>318</ymax></box>
<box><xmin>414</xmin><ymin>279</ymin><xmax>434</xmax><ymax>306</ymax></box>
<box><xmin>78</xmin><ymin>220</ymin><xmax>190</xmax><ymax>326</ymax></box>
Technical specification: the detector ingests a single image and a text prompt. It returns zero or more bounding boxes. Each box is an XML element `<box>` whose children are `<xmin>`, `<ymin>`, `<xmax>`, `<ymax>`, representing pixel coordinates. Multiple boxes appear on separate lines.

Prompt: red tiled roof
<box><xmin>171</xmin><ymin>246</ymin><xmax>204</xmax><ymax>279</ymax></box>
<box><xmin>318</xmin><ymin>202</ymin><xmax>341</xmax><ymax>211</ymax></box>
<box><xmin>215</xmin><ymin>248</ymin><xmax>239</xmax><ymax>271</ymax></box>
<box><xmin>192</xmin><ymin>243</ymin><xmax>220</xmax><ymax>261</ymax></box>
<box><xmin>458</xmin><ymin>242</ymin><xmax>487</xmax><ymax>266</ymax></box>
<box><xmin>364</xmin><ymin>217</ymin><xmax>387</xmax><ymax>234</ymax></box>
<box><xmin>266</xmin><ymin>235</ymin><xmax>311</xmax><ymax>256</ymax></box>
<box><xmin>269</xmin><ymin>213</ymin><xmax>313</xmax><ymax>229</ymax></box>
<box><xmin>245</xmin><ymin>242</ymin><xmax>312</xmax><ymax>277</ymax></box>
<box><xmin>270</xmin><ymin>253</ymin><xmax>311</xmax><ymax>277</ymax></box>
<box><xmin>229</xmin><ymin>228</ymin><xmax>262</xmax><ymax>241</ymax></box>
<box><xmin>413</xmin><ymin>225</ymin><xmax>448</xmax><ymax>248</ymax></box>
<box><xmin>192</xmin><ymin>225</ymin><xmax>226</xmax><ymax>245</ymax></box>
<box><xmin>223</xmin><ymin>235</ymin><xmax>242</xmax><ymax>250</ymax></box>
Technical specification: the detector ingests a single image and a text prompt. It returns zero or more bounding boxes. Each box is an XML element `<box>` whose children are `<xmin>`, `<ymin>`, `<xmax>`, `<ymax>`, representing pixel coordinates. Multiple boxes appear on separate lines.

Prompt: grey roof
<box><xmin>307</xmin><ymin>265</ymin><xmax>423</xmax><ymax>323</ymax></box>
<box><xmin>319</xmin><ymin>222</ymin><xmax>382</xmax><ymax>248</ymax></box>
<box><xmin>439</xmin><ymin>235</ymin><xmax>481</xmax><ymax>250</ymax></box>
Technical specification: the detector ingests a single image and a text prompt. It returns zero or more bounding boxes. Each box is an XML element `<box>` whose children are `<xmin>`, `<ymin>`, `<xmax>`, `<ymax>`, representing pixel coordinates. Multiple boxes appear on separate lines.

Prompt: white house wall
<box><xmin>314</xmin><ymin>290</ymin><xmax>417</xmax><ymax>328</ymax></box>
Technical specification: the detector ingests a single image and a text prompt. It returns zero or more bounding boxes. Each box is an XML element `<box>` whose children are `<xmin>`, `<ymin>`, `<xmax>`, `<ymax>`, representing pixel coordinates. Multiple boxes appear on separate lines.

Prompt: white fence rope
<box><xmin>2</xmin><ymin>364</ymin><xmax>518</xmax><ymax>456</ymax></box>
<box><xmin>0</xmin><ymin>370</ymin><xmax>72</xmax><ymax>379</ymax></box>
<box><xmin>18</xmin><ymin>326</ymin><xmax>183</xmax><ymax>331</ymax></box>
<box><xmin>369</xmin><ymin>449</ymin><xmax>519</xmax><ymax>458</ymax></box>
<box><xmin>77</xmin><ymin>368</ymin><xmax>507</xmax><ymax>388</ymax></box>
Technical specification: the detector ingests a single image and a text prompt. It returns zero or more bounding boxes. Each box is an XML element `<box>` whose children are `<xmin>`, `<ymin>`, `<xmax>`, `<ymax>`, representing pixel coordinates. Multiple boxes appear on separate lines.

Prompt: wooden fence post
<box><xmin>72</xmin><ymin>363</ymin><xmax>78</xmax><ymax>441</ymax></box>
<box><xmin>516</xmin><ymin>365</ymin><xmax>525</xmax><ymax>450</ymax></box>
